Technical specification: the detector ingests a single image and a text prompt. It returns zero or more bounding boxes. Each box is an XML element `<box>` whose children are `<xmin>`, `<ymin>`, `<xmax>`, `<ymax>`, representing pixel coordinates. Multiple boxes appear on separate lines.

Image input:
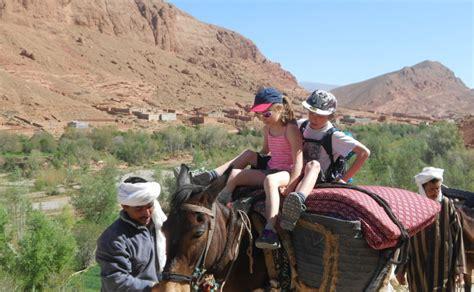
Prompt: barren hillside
<box><xmin>331</xmin><ymin>61</ymin><xmax>474</xmax><ymax>119</ymax></box>
<box><xmin>0</xmin><ymin>0</ymin><xmax>306</xmax><ymax>133</ymax></box>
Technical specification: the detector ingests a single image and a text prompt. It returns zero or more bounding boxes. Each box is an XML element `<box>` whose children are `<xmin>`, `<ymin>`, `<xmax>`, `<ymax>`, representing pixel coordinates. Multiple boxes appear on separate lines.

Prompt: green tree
<box><xmin>28</xmin><ymin>131</ymin><xmax>57</xmax><ymax>153</ymax></box>
<box><xmin>71</xmin><ymin>165</ymin><xmax>118</xmax><ymax>224</ymax></box>
<box><xmin>88</xmin><ymin>126</ymin><xmax>117</xmax><ymax>152</ymax></box>
<box><xmin>0</xmin><ymin>132</ymin><xmax>25</xmax><ymax>154</ymax></box>
<box><xmin>112</xmin><ymin>131</ymin><xmax>159</xmax><ymax>165</ymax></box>
<box><xmin>13</xmin><ymin>210</ymin><xmax>77</xmax><ymax>290</ymax></box>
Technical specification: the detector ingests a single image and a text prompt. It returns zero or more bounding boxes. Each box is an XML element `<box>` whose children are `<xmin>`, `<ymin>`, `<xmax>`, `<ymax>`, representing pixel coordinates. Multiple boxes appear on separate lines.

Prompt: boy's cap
<box><xmin>250</xmin><ymin>87</ymin><xmax>283</xmax><ymax>112</ymax></box>
<box><xmin>302</xmin><ymin>90</ymin><xmax>337</xmax><ymax>116</ymax></box>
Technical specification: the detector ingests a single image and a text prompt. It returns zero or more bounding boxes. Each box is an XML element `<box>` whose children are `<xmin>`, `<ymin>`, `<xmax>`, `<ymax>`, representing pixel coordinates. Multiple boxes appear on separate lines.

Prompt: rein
<box><xmin>162</xmin><ymin>201</ymin><xmax>252</xmax><ymax>291</ymax></box>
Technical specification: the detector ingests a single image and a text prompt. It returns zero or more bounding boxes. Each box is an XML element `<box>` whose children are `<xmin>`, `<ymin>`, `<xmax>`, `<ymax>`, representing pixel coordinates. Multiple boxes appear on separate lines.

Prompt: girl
<box><xmin>195</xmin><ymin>87</ymin><xmax>303</xmax><ymax>249</ymax></box>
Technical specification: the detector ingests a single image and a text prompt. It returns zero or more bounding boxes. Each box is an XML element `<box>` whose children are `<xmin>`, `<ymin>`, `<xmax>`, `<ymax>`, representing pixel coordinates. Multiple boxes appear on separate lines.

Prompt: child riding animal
<box><xmin>192</xmin><ymin>88</ymin><xmax>370</xmax><ymax>248</ymax></box>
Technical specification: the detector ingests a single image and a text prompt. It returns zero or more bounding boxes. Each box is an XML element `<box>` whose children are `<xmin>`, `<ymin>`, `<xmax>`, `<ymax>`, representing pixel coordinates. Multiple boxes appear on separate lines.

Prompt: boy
<box><xmin>280</xmin><ymin>90</ymin><xmax>371</xmax><ymax>231</ymax></box>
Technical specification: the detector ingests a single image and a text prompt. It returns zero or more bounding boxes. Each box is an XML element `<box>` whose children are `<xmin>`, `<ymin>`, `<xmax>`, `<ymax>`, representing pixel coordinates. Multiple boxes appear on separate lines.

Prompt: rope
<box><xmin>219</xmin><ymin>209</ymin><xmax>254</xmax><ymax>291</ymax></box>
<box><xmin>237</xmin><ymin>210</ymin><xmax>254</xmax><ymax>274</ymax></box>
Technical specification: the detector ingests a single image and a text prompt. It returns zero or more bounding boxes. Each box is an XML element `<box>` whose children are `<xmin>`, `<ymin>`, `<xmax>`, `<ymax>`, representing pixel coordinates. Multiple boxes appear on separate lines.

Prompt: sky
<box><xmin>169</xmin><ymin>0</ymin><xmax>473</xmax><ymax>88</ymax></box>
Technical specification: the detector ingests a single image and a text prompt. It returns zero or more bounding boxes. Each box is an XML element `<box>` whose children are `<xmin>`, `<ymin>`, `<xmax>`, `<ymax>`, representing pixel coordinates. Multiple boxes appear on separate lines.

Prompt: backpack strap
<box><xmin>299</xmin><ymin>119</ymin><xmax>309</xmax><ymax>135</ymax></box>
<box><xmin>300</xmin><ymin>120</ymin><xmax>338</xmax><ymax>163</ymax></box>
<box><xmin>320</xmin><ymin>127</ymin><xmax>337</xmax><ymax>164</ymax></box>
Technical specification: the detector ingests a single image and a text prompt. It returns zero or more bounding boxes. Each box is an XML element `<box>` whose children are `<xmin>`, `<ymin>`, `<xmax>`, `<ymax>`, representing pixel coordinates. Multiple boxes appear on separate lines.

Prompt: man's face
<box><xmin>122</xmin><ymin>202</ymin><xmax>154</xmax><ymax>225</ymax></box>
<box><xmin>423</xmin><ymin>180</ymin><xmax>442</xmax><ymax>200</ymax></box>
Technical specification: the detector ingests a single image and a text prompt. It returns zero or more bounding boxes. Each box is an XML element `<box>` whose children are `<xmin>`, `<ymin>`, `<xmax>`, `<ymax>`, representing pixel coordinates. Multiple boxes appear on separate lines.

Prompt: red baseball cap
<box><xmin>250</xmin><ymin>87</ymin><xmax>283</xmax><ymax>112</ymax></box>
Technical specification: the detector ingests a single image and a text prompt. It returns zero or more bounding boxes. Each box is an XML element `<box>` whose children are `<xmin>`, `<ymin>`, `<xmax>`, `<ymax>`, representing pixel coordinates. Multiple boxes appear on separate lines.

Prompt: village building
<box><xmin>67</xmin><ymin>120</ymin><xmax>89</xmax><ymax>129</ymax></box>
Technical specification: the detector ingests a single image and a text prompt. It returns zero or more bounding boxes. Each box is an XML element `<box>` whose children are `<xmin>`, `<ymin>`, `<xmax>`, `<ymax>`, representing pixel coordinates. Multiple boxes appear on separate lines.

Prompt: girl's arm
<box><xmin>284</xmin><ymin>123</ymin><xmax>303</xmax><ymax>195</ymax></box>
<box><xmin>260</xmin><ymin>126</ymin><xmax>270</xmax><ymax>154</ymax></box>
<box><xmin>342</xmin><ymin>142</ymin><xmax>370</xmax><ymax>182</ymax></box>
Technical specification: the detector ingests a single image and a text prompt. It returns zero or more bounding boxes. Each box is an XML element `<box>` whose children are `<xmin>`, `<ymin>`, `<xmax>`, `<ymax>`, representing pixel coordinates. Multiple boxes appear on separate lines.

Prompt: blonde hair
<box><xmin>270</xmin><ymin>96</ymin><xmax>295</xmax><ymax>125</ymax></box>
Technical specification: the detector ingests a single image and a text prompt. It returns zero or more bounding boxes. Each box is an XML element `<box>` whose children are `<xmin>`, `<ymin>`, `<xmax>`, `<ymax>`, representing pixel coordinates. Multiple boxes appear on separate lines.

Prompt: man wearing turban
<box><xmin>96</xmin><ymin>177</ymin><xmax>167</xmax><ymax>291</ymax></box>
<box><xmin>396</xmin><ymin>167</ymin><xmax>466</xmax><ymax>291</ymax></box>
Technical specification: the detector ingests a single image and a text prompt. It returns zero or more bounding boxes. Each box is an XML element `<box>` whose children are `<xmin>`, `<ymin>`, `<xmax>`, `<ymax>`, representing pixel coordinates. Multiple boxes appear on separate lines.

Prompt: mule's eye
<box><xmin>194</xmin><ymin>228</ymin><xmax>205</xmax><ymax>238</ymax></box>
<box><xmin>196</xmin><ymin>213</ymin><xmax>205</xmax><ymax>223</ymax></box>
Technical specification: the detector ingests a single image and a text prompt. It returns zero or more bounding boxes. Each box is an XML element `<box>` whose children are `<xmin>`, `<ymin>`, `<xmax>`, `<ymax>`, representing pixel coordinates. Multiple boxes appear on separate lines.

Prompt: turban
<box><xmin>414</xmin><ymin>167</ymin><xmax>444</xmax><ymax>201</ymax></box>
<box><xmin>118</xmin><ymin>181</ymin><xmax>167</xmax><ymax>273</ymax></box>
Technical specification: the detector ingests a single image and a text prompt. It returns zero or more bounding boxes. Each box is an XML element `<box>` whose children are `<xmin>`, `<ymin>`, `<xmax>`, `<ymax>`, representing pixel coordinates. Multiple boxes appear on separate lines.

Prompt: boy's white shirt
<box><xmin>297</xmin><ymin>119</ymin><xmax>358</xmax><ymax>173</ymax></box>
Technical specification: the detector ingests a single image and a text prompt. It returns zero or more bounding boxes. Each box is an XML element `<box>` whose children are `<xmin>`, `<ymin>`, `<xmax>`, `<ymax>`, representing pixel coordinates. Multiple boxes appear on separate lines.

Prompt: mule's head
<box><xmin>160</xmin><ymin>164</ymin><xmax>231</xmax><ymax>291</ymax></box>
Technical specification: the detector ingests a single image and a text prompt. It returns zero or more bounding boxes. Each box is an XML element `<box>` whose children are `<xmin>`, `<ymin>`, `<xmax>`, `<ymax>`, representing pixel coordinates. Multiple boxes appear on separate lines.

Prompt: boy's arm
<box><xmin>342</xmin><ymin>142</ymin><xmax>370</xmax><ymax>182</ymax></box>
<box><xmin>284</xmin><ymin>124</ymin><xmax>303</xmax><ymax>195</ymax></box>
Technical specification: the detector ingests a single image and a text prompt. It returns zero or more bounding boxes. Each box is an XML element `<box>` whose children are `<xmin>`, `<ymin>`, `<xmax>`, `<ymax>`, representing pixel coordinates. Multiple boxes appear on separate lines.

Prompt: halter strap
<box><xmin>181</xmin><ymin>203</ymin><xmax>215</xmax><ymax>217</ymax></box>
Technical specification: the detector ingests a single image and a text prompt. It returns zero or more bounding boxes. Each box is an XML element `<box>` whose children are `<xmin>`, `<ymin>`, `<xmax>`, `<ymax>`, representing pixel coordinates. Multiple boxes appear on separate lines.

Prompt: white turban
<box><xmin>118</xmin><ymin>182</ymin><xmax>167</xmax><ymax>273</ymax></box>
<box><xmin>414</xmin><ymin>167</ymin><xmax>444</xmax><ymax>201</ymax></box>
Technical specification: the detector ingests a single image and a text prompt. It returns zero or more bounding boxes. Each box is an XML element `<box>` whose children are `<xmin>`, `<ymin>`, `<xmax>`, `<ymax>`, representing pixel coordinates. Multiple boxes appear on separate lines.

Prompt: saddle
<box><xmin>231</xmin><ymin>185</ymin><xmax>442</xmax><ymax>291</ymax></box>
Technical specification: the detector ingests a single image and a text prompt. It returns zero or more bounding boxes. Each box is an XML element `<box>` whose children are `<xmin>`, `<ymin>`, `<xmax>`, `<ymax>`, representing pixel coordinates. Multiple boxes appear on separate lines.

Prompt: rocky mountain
<box><xmin>0</xmin><ymin>0</ymin><xmax>306</xmax><ymax>132</ymax></box>
<box><xmin>331</xmin><ymin>61</ymin><xmax>474</xmax><ymax>119</ymax></box>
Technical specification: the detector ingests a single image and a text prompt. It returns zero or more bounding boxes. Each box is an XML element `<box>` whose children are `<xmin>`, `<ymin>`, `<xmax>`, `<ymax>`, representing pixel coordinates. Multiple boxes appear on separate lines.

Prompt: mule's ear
<box><xmin>203</xmin><ymin>165</ymin><xmax>233</xmax><ymax>204</ymax></box>
<box><xmin>176</xmin><ymin>164</ymin><xmax>192</xmax><ymax>187</ymax></box>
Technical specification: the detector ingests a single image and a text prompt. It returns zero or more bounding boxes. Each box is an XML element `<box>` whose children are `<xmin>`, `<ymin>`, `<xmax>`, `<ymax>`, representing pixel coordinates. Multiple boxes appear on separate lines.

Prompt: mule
<box><xmin>158</xmin><ymin>165</ymin><xmax>268</xmax><ymax>292</ymax></box>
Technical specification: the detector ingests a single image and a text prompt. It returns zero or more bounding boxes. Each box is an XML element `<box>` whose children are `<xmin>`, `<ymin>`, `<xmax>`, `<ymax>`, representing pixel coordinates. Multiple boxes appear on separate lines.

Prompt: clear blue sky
<box><xmin>169</xmin><ymin>0</ymin><xmax>473</xmax><ymax>88</ymax></box>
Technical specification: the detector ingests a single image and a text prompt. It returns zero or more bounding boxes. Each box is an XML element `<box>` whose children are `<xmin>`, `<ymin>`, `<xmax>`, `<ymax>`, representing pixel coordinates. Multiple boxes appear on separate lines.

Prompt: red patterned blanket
<box><xmin>304</xmin><ymin>186</ymin><xmax>440</xmax><ymax>250</ymax></box>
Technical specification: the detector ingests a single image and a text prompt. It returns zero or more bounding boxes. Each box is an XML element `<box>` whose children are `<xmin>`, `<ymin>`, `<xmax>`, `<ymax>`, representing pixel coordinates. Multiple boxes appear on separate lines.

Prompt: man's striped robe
<box><xmin>396</xmin><ymin>197</ymin><xmax>466</xmax><ymax>292</ymax></box>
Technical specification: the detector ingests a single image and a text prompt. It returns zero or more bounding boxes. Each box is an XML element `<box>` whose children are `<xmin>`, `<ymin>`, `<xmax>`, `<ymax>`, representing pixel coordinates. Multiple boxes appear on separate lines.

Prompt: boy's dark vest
<box><xmin>299</xmin><ymin>120</ymin><xmax>351</xmax><ymax>183</ymax></box>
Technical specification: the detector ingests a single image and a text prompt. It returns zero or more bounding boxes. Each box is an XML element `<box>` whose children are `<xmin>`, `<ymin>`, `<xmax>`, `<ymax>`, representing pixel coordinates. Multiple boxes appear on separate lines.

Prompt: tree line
<box><xmin>0</xmin><ymin>121</ymin><xmax>472</xmax><ymax>290</ymax></box>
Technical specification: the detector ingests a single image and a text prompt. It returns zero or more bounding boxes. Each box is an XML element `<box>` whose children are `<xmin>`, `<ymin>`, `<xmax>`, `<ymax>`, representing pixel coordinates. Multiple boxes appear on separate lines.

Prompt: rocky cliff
<box><xmin>0</xmin><ymin>0</ymin><xmax>305</xmax><ymax>131</ymax></box>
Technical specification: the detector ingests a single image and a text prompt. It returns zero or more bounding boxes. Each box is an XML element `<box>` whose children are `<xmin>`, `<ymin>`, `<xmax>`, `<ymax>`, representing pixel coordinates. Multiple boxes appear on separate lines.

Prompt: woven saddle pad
<box><xmin>305</xmin><ymin>186</ymin><xmax>440</xmax><ymax>249</ymax></box>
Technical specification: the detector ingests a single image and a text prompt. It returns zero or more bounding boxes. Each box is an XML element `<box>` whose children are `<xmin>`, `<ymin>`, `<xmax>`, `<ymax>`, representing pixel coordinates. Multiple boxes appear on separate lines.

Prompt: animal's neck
<box><xmin>206</xmin><ymin>203</ymin><xmax>240</xmax><ymax>277</ymax></box>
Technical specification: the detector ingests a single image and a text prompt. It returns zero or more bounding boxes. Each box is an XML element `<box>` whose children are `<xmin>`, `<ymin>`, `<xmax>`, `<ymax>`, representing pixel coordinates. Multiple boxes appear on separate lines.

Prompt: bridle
<box><xmin>161</xmin><ymin>200</ymin><xmax>253</xmax><ymax>291</ymax></box>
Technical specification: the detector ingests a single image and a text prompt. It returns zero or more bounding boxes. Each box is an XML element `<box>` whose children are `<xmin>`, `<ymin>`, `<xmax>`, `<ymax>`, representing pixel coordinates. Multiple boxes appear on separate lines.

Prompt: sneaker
<box><xmin>280</xmin><ymin>192</ymin><xmax>306</xmax><ymax>231</ymax></box>
<box><xmin>255</xmin><ymin>229</ymin><xmax>281</xmax><ymax>249</ymax></box>
<box><xmin>192</xmin><ymin>171</ymin><xmax>213</xmax><ymax>186</ymax></box>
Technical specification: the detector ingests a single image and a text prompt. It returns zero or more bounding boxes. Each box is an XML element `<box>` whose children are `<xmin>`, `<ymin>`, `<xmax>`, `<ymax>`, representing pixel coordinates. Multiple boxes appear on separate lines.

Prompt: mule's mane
<box><xmin>170</xmin><ymin>184</ymin><xmax>205</xmax><ymax>212</ymax></box>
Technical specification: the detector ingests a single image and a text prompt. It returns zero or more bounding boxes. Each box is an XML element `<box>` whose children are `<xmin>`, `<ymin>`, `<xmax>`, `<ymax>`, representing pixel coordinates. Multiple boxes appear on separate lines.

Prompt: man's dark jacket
<box><xmin>96</xmin><ymin>210</ymin><xmax>159</xmax><ymax>291</ymax></box>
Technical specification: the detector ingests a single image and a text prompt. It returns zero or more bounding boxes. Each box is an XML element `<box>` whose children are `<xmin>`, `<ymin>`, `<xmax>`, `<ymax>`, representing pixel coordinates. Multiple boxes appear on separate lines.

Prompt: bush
<box><xmin>71</xmin><ymin>165</ymin><xmax>118</xmax><ymax>224</ymax></box>
<box><xmin>72</xmin><ymin>222</ymin><xmax>104</xmax><ymax>270</ymax></box>
<box><xmin>28</xmin><ymin>131</ymin><xmax>57</xmax><ymax>153</ymax></box>
<box><xmin>351</xmin><ymin>122</ymin><xmax>473</xmax><ymax>190</ymax></box>
<box><xmin>56</xmin><ymin>137</ymin><xmax>98</xmax><ymax>169</ymax></box>
<box><xmin>154</xmin><ymin>168</ymin><xmax>176</xmax><ymax>213</ymax></box>
<box><xmin>154</xmin><ymin>126</ymin><xmax>186</xmax><ymax>154</ymax></box>
<box><xmin>88</xmin><ymin>126</ymin><xmax>117</xmax><ymax>152</ymax></box>
<box><xmin>0</xmin><ymin>133</ymin><xmax>25</xmax><ymax>154</ymax></box>
<box><xmin>34</xmin><ymin>167</ymin><xmax>67</xmax><ymax>194</ymax></box>
<box><xmin>112</xmin><ymin>131</ymin><xmax>159</xmax><ymax>165</ymax></box>
<box><xmin>12</xmin><ymin>210</ymin><xmax>77</xmax><ymax>290</ymax></box>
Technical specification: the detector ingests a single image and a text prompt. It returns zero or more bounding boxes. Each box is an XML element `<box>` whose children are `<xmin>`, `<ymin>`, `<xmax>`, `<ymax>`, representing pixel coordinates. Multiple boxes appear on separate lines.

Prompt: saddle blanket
<box><xmin>304</xmin><ymin>186</ymin><xmax>440</xmax><ymax>249</ymax></box>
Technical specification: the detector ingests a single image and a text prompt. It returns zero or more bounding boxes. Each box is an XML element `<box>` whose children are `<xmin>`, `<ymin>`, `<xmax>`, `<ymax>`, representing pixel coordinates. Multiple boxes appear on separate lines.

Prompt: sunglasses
<box><xmin>256</xmin><ymin>111</ymin><xmax>272</xmax><ymax>118</ymax></box>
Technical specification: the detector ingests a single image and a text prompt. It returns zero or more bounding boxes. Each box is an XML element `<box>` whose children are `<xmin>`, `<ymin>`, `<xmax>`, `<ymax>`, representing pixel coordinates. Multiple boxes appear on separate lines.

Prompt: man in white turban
<box><xmin>396</xmin><ymin>167</ymin><xmax>466</xmax><ymax>291</ymax></box>
<box><xmin>414</xmin><ymin>166</ymin><xmax>444</xmax><ymax>201</ymax></box>
<box><xmin>96</xmin><ymin>177</ymin><xmax>167</xmax><ymax>292</ymax></box>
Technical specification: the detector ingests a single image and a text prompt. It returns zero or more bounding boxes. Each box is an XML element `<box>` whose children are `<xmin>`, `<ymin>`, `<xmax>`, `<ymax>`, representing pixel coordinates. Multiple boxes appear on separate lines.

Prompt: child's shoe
<box><xmin>255</xmin><ymin>229</ymin><xmax>281</xmax><ymax>249</ymax></box>
<box><xmin>280</xmin><ymin>192</ymin><xmax>306</xmax><ymax>231</ymax></box>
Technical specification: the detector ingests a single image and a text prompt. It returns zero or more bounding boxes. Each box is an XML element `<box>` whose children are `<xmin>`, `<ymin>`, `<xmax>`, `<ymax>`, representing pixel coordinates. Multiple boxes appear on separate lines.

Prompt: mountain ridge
<box><xmin>331</xmin><ymin>60</ymin><xmax>474</xmax><ymax>118</ymax></box>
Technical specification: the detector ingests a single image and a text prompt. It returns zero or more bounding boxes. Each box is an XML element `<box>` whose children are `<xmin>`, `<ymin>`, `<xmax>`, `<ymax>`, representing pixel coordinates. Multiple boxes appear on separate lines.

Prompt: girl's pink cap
<box><xmin>250</xmin><ymin>103</ymin><xmax>273</xmax><ymax>112</ymax></box>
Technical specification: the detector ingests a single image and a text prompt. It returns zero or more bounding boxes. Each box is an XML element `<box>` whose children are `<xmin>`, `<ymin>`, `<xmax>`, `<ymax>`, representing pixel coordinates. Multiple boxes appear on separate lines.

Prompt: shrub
<box><xmin>154</xmin><ymin>127</ymin><xmax>186</xmax><ymax>154</ymax></box>
<box><xmin>34</xmin><ymin>167</ymin><xmax>67</xmax><ymax>194</ymax></box>
<box><xmin>72</xmin><ymin>222</ymin><xmax>104</xmax><ymax>270</ymax></box>
<box><xmin>71</xmin><ymin>165</ymin><xmax>118</xmax><ymax>224</ymax></box>
<box><xmin>153</xmin><ymin>168</ymin><xmax>176</xmax><ymax>213</ymax></box>
<box><xmin>13</xmin><ymin>210</ymin><xmax>77</xmax><ymax>290</ymax></box>
<box><xmin>112</xmin><ymin>131</ymin><xmax>159</xmax><ymax>165</ymax></box>
<box><xmin>88</xmin><ymin>126</ymin><xmax>117</xmax><ymax>152</ymax></box>
<box><xmin>28</xmin><ymin>131</ymin><xmax>57</xmax><ymax>153</ymax></box>
<box><xmin>0</xmin><ymin>133</ymin><xmax>25</xmax><ymax>154</ymax></box>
